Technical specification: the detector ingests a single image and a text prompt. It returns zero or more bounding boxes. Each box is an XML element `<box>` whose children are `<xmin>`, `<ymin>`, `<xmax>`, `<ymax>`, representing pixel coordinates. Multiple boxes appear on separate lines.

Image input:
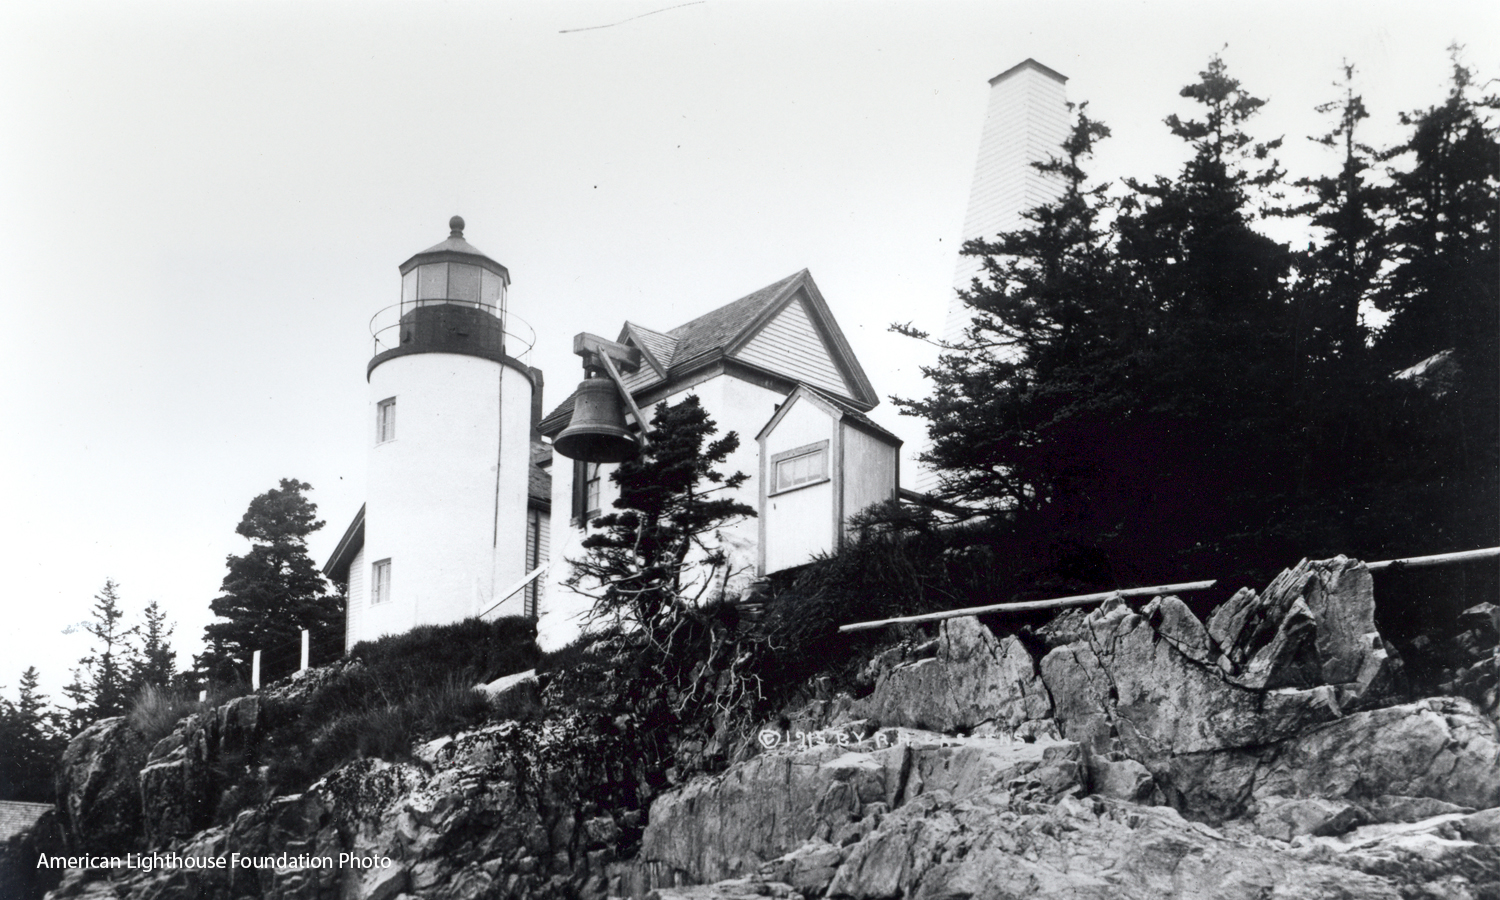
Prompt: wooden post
<box><xmin>300</xmin><ymin>629</ymin><xmax>310</xmax><ymax>672</ymax></box>
<box><xmin>198</xmin><ymin>690</ymin><xmax>207</xmax><ymax>703</ymax></box>
<box><xmin>251</xmin><ymin>650</ymin><xmax>261</xmax><ymax>691</ymax></box>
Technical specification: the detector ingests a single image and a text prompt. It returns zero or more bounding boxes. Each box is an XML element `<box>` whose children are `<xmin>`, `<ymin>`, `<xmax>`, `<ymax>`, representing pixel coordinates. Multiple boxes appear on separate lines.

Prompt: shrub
<box><xmin>126</xmin><ymin>682</ymin><xmax>250</xmax><ymax>747</ymax></box>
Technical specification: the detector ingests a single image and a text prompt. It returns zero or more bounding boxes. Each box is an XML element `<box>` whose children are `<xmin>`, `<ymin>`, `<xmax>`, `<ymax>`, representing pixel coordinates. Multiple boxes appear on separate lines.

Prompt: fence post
<box><xmin>252</xmin><ymin>650</ymin><xmax>261</xmax><ymax>691</ymax></box>
<box><xmin>300</xmin><ymin>629</ymin><xmax>310</xmax><ymax>672</ymax></box>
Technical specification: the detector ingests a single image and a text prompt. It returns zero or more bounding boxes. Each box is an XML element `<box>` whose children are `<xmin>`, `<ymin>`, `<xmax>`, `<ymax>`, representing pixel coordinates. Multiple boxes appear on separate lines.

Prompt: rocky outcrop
<box><xmin>1418</xmin><ymin>601</ymin><xmax>1500</xmax><ymax>720</ymax></box>
<box><xmin>642</xmin><ymin>729</ymin><xmax>1490</xmax><ymax>900</ymax></box>
<box><xmin>851</xmin><ymin>617</ymin><xmax>1052</xmax><ymax>736</ymax></box>
<box><xmin>828</xmin><ymin>793</ymin><xmax>1408</xmax><ymax>900</ymax></box>
<box><xmin>138</xmin><ymin>694</ymin><xmax>261</xmax><ymax>847</ymax></box>
<box><xmin>55</xmin><ymin>718</ymin><xmax>149</xmax><ymax>856</ymax></box>
<box><xmin>39</xmin><ymin>555</ymin><xmax>1500</xmax><ymax>900</ymax></box>
<box><xmin>1207</xmin><ymin>557</ymin><xmax>1403</xmax><ymax>706</ymax></box>
<box><xmin>642</xmin><ymin>730</ymin><xmax>1081</xmax><ymax>886</ymax></box>
<box><xmin>1035</xmin><ymin>596</ymin><xmax>1500</xmax><ymax>823</ymax></box>
<box><xmin>634</xmin><ymin>556</ymin><xmax>1499</xmax><ymax>899</ymax></box>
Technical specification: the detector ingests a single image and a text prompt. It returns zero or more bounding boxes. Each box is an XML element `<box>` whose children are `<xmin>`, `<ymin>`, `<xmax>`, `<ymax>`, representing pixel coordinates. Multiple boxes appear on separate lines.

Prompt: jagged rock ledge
<box><xmin>38</xmin><ymin>557</ymin><xmax>1500</xmax><ymax>899</ymax></box>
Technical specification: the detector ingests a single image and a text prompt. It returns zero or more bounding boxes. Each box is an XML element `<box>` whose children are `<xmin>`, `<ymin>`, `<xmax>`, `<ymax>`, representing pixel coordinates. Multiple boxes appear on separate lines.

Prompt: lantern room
<box><xmin>371</xmin><ymin>216</ymin><xmax>521</xmax><ymax>369</ymax></box>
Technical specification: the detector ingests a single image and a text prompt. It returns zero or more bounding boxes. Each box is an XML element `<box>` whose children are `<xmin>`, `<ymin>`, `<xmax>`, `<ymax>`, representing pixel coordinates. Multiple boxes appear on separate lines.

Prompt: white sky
<box><xmin>1</xmin><ymin>0</ymin><xmax>1494</xmax><ymax>702</ymax></box>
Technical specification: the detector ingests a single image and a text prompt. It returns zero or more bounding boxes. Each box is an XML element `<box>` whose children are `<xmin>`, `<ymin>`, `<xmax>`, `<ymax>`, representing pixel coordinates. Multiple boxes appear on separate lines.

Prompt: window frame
<box><xmin>768</xmin><ymin>440</ymin><xmax>831</xmax><ymax>496</ymax></box>
<box><xmin>584</xmin><ymin>463</ymin><xmax>603</xmax><ymax>518</ymax></box>
<box><xmin>371</xmin><ymin>558</ymin><xmax>392</xmax><ymax>605</ymax></box>
<box><xmin>376</xmin><ymin>397</ymin><xmax>397</xmax><ymax>444</ymax></box>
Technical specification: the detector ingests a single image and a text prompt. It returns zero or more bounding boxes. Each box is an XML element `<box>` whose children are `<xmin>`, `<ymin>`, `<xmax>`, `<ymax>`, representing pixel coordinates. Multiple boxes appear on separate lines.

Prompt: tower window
<box><xmin>376</xmin><ymin>397</ymin><xmax>396</xmax><ymax>443</ymax></box>
<box><xmin>371</xmin><ymin>559</ymin><xmax>392</xmax><ymax>605</ymax></box>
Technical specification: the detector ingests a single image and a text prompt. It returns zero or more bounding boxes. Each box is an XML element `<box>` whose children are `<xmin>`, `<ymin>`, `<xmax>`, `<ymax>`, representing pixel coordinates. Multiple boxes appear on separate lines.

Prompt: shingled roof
<box><xmin>539</xmin><ymin>270</ymin><xmax>876</xmax><ymax>433</ymax></box>
<box><xmin>0</xmin><ymin>801</ymin><xmax>51</xmax><ymax>841</ymax></box>
<box><xmin>664</xmin><ymin>270</ymin><xmax>805</xmax><ymax>369</ymax></box>
<box><xmin>529</xmin><ymin>439</ymin><xmax>552</xmax><ymax>506</ymax></box>
<box><xmin>800</xmin><ymin>385</ymin><xmax>902</xmax><ymax>444</ymax></box>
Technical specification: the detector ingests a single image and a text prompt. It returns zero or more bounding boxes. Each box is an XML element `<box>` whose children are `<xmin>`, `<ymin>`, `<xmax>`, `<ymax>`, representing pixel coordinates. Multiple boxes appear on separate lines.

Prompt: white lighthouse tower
<box><xmin>341</xmin><ymin>217</ymin><xmax>540</xmax><ymax>644</ymax></box>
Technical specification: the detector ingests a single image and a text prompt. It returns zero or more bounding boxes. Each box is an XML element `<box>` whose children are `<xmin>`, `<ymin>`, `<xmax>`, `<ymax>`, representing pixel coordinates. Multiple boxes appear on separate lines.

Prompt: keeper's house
<box><xmin>536</xmin><ymin>269</ymin><xmax>900</xmax><ymax>647</ymax></box>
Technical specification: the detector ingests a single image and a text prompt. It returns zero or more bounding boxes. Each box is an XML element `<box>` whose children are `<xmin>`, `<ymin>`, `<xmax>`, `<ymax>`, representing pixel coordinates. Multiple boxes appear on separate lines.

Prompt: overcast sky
<box><xmin>1</xmin><ymin>0</ymin><xmax>1494</xmax><ymax>701</ymax></box>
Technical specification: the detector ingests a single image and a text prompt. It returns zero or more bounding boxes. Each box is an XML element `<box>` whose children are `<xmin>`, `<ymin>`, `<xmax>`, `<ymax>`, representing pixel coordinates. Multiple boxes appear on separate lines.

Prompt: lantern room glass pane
<box><xmin>401</xmin><ymin>270</ymin><xmax>418</xmax><ymax>307</ymax></box>
<box><xmin>417</xmin><ymin>263</ymin><xmax>448</xmax><ymax>301</ymax></box>
<box><xmin>481</xmin><ymin>269</ymin><xmax>504</xmax><ymax>309</ymax></box>
<box><xmin>449</xmin><ymin>264</ymin><xmax>481</xmax><ymax>304</ymax></box>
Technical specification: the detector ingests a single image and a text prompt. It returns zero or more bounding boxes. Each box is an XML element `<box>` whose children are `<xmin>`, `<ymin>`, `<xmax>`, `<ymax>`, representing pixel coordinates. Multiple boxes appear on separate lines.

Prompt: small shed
<box><xmin>756</xmin><ymin>384</ymin><xmax>901</xmax><ymax>575</ymax></box>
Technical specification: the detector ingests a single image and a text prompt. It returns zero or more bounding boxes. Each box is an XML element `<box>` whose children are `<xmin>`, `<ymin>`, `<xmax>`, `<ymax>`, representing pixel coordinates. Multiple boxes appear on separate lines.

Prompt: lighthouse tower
<box><xmin>345</xmin><ymin>217</ymin><xmax>540</xmax><ymax>644</ymax></box>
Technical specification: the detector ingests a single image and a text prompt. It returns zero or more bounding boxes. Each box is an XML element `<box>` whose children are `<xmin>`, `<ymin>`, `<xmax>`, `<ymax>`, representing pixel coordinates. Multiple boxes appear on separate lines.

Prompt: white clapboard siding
<box><xmin>733</xmin><ymin>297</ymin><xmax>850</xmax><ymax>398</ymax></box>
<box><xmin>346</xmin><ymin>546</ymin><xmax>366</xmax><ymax>653</ymax></box>
<box><xmin>944</xmin><ymin>63</ymin><xmax>1069</xmax><ymax>345</ymax></box>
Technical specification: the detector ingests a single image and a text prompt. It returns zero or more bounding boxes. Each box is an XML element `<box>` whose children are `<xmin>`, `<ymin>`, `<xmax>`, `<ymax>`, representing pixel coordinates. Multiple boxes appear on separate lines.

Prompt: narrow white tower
<box><xmin>351</xmin><ymin>217</ymin><xmax>538</xmax><ymax>643</ymax></box>
<box><xmin>917</xmin><ymin>59</ymin><xmax>1070</xmax><ymax>494</ymax></box>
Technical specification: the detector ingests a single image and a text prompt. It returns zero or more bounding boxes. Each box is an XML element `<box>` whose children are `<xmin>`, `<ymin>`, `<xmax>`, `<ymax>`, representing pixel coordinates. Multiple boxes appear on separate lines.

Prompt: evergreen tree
<box><xmin>0</xmin><ymin>668</ymin><xmax>68</xmax><ymax>801</ymax></box>
<box><xmin>896</xmin><ymin>103</ymin><xmax>1122</xmax><ymax>517</ymax></box>
<box><xmin>899</xmin><ymin>51</ymin><xmax>1496</xmax><ymax>600</ymax></box>
<box><xmin>899</xmin><ymin>58</ymin><xmax>1374</xmax><ymax>589</ymax></box>
<box><xmin>63</xmin><ymin>579</ymin><xmax>132</xmax><ymax>729</ymax></box>
<box><xmin>566</xmin><ymin>396</ymin><xmax>759</xmax><ymax>781</ymax></box>
<box><xmin>569</xmin><ymin>396</ymin><xmax>757</xmax><ymax>634</ymax></box>
<box><xmin>1370</xmin><ymin>48</ymin><xmax>1499</xmax><ymax>558</ymax></box>
<box><xmin>195</xmin><ymin>479</ymin><xmax>343</xmax><ymax>685</ymax></box>
<box><xmin>127</xmin><ymin>600</ymin><xmax>177</xmax><ymax>695</ymax></box>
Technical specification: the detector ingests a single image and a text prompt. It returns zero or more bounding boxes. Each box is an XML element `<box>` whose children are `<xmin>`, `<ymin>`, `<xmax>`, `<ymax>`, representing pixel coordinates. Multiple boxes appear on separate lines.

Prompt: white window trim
<box><xmin>584</xmin><ymin>464</ymin><xmax>603</xmax><ymax>518</ymax></box>
<box><xmin>768</xmin><ymin>440</ymin><xmax>831</xmax><ymax>496</ymax></box>
<box><xmin>371</xmin><ymin>558</ymin><xmax>392</xmax><ymax>605</ymax></box>
<box><xmin>376</xmin><ymin>397</ymin><xmax>397</xmax><ymax>444</ymax></box>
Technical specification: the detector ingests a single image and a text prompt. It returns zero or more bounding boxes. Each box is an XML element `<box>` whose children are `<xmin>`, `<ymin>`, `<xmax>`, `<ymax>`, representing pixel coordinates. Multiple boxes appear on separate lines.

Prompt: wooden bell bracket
<box><xmin>572</xmin><ymin>332</ymin><xmax>650</xmax><ymax>448</ymax></box>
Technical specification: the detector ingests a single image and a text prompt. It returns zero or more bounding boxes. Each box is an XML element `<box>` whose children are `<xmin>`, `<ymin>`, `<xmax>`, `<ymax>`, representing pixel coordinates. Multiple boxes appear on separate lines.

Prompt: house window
<box><xmin>571</xmin><ymin>461</ymin><xmax>605</xmax><ymax>525</ymax></box>
<box><xmin>585</xmin><ymin>464</ymin><xmax>602</xmax><ymax>516</ymax></box>
<box><xmin>771</xmin><ymin>441</ymin><xmax>829</xmax><ymax>494</ymax></box>
<box><xmin>371</xmin><ymin>559</ymin><xmax>392</xmax><ymax>605</ymax></box>
<box><xmin>376</xmin><ymin>397</ymin><xmax>396</xmax><ymax>443</ymax></box>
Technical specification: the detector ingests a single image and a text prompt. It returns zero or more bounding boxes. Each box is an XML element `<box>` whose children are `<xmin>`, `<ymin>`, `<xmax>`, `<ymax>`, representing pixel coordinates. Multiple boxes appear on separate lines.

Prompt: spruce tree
<box><xmin>0</xmin><ymin>668</ymin><xmax>67</xmax><ymax>801</ymax></box>
<box><xmin>127</xmin><ymin>601</ymin><xmax>177</xmax><ymax>694</ymax></box>
<box><xmin>195</xmin><ymin>479</ymin><xmax>343</xmax><ymax>685</ymax></box>
<box><xmin>1371</xmin><ymin>48</ymin><xmax>1499</xmax><ymax>559</ymax></box>
<box><xmin>565</xmin><ymin>396</ymin><xmax>758</xmax><ymax>782</ymax></box>
<box><xmin>63</xmin><ymin>579</ymin><xmax>132</xmax><ymax>729</ymax></box>
<box><xmin>900</xmin><ymin>58</ymin><xmax>1313</xmax><ymax>587</ymax></box>
<box><xmin>568</xmin><ymin>396</ymin><xmax>756</xmax><ymax>634</ymax></box>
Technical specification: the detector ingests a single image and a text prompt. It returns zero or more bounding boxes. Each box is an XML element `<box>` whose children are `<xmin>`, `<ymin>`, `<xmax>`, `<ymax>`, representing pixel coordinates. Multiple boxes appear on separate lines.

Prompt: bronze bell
<box><xmin>554</xmin><ymin>376</ymin><xmax>640</xmax><ymax>463</ymax></box>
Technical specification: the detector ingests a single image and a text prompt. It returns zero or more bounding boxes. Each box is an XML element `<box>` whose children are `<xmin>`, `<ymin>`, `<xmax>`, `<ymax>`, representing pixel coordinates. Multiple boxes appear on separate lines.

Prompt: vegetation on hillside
<box><xmin>239</xmin><ymin>615</ymin><xmax>540</xmax><ymax>808</ymax></box>
<box><xmin>562</xmin><ymin>395</ymin><xmax>765</xmax><ymax>784</ymax></box>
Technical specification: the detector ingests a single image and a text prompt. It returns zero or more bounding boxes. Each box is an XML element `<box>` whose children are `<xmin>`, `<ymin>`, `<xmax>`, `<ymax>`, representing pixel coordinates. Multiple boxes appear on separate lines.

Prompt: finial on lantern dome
<box><xmin>449</xmin><ymin>215</ymin><xmax>465</xmax><ymax>238</ymax></box>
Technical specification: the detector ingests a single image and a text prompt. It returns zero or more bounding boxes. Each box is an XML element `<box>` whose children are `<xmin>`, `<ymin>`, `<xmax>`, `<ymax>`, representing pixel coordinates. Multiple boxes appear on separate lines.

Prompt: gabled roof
<box><xmin>540</xmin><ymin>270</ymin><xmax>877</xmax><ymax>433</ymax></box>
<box><xmin>755</xmin><ymin>383</ymin><xmax>902</xmax><ymax>445</ymax></box>
<box><xmin>668</xmin><ymin>270</ymin><xmax>806</xmax><ymax>369</ymax></box>
<box><xmin>324</xmin><ymin>505</ymin><xmax>366</xmax><ymax>583</ymax></box>
<box><xmin>619</xmin><ymin>322</ymin><xmax>677</xmax><ymax>379</ymax></box>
